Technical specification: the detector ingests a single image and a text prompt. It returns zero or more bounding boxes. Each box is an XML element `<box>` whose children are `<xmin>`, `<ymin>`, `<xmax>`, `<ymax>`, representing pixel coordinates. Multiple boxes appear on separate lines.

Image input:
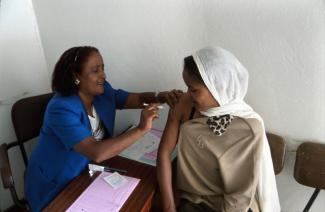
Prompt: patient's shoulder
<box><xmin>168</xmin><ymin>93</ymin><xmax>192</xmax><ymax>123</ymax></box>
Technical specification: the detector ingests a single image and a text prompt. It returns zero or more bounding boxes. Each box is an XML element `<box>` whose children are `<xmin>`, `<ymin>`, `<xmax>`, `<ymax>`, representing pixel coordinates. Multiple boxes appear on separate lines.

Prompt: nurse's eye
<box><xmin>91</xmin><ymin>68</ymin><xmax>99</xmax><ymax>73</ymax></box>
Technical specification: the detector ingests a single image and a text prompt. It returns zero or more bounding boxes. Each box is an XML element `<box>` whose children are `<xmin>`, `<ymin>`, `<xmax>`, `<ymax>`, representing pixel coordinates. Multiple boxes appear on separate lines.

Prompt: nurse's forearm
<box><xmin>74</xmin><ymin>126</ymin><xmax>147</xmax><ymax>163</ymax></box>
<box><xmin>97</xmin><ymin>127</ymin><xmax>150</xmax><ymax>162</ymax></box>
<box><xmin>124</xmin><ymin>92</ymin><xmax>160</xmax><ymax>109</ymax></box>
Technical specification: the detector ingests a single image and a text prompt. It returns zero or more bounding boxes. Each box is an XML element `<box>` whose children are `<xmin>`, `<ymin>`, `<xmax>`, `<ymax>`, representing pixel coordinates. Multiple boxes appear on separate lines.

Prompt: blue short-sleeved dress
<box><xmin>24</xmin><ymin>81</ymin><xmax>129</xmax><ymax>211</ymax></box>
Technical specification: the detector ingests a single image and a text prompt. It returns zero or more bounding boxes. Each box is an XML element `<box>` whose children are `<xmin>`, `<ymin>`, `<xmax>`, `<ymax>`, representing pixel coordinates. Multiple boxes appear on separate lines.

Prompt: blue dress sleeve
<box><xmin>46</xmin><ymin>101</ymin><xmax>92</xmax><ymax>150</ymax></box>
<box><xmin>114</xmin><ymin>88</ymin><xmax>129</xmax><ymax>109</ymax></box>
<box><xmin>103</xmin><ymin>81</ymin><xmax>129</xmax><ymax>109</ymax></box>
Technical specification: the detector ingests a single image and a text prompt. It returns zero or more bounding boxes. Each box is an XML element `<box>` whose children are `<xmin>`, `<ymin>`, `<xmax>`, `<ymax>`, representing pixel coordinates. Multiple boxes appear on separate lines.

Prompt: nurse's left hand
<box><xmin>157</xmin><ymin>89</ymin><xmax>183</xmax><ymax>108</ymax></box>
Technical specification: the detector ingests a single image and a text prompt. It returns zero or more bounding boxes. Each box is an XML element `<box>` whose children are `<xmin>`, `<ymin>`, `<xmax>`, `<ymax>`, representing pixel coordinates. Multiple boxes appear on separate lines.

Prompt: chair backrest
<box><xmin>11</xmin><ymin>93</ymin><xmax>53</xmax><ymax>166</ymax></box>
<box><xmin>294</xmin><ymin>142</ymin><xmax>325</xmax><ymax>189</ymax></box>
<box><xmin>266</xmin><ymin>132</ymin><xmax>286</xmax><ymax>175</ymax></box>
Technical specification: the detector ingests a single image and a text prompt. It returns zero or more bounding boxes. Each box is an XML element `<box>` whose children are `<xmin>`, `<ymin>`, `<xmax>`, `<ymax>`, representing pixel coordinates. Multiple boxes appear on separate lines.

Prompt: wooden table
<box><xmin>44</xmin><ymin>156</ymin><xmax>157</xmax><ymax>212</ymax></box>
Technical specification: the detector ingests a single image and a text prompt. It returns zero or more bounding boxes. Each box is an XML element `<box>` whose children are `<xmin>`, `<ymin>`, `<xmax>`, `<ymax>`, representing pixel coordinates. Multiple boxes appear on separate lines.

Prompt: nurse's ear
<box><xmin>73</xmin><ymin>72</ymin><xmax>81</xmax><ymax>85</ymax></box>
<box><xmin>74</xmin><ymin>79</ymin><xmax>80</xmax><ymax>85</ymax></box>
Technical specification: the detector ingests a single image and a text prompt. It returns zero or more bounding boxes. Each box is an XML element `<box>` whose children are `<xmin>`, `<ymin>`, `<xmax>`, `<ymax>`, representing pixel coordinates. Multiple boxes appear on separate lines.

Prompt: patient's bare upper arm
<box><xmin>159</xmin><ymin>95</ymin><xmax>189</xmax><ymax>154</ymax></box>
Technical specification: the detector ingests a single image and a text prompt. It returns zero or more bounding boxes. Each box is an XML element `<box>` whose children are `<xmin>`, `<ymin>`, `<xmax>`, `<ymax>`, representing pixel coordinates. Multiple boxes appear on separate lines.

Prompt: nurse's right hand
<box><xmin>137</xmin><ymin>104</ymin><xmax>159</xmax><ymax>133</ymax></box>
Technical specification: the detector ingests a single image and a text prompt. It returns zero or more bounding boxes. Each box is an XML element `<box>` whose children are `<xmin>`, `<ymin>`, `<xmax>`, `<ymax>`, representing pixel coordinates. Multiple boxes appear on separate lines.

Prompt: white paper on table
<box><xmin>119</xmin><ymin>132</ymin><xmax>160</xmax><ymax>160</ymax></box>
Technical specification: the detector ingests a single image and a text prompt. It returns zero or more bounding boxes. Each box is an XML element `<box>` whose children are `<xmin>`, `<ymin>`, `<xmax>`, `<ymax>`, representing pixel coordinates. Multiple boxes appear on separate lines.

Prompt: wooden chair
<box><xmin>11</xmin><ymin>93</ymin><xmax>53</xmax><ymax>166</ymax></box>
<box><xmin>266</xmin><ymin>132</ymin><xmax>286</xmax><ymax>175</ymax></box>
<box><xmin>0</xmin><ymin>93</ymin><xmax>53</xmax><ymax>211</ymax></box>
<box><xmin>0</xmin><ymin>142</ymin><xmax>30</xmax><ymax>211</ymax></box>
<box><xmin>294</xmin><ymin>142</ymin><xmax>325</xmax><ymax>212</ymax></box>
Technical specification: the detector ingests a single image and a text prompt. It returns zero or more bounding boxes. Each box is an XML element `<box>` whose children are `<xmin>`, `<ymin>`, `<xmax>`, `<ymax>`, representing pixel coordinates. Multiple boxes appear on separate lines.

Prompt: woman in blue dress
<box><xmin>25</xmin><ymin>46</ymin><xmax>182</xmax><ymax>211</ymax></box>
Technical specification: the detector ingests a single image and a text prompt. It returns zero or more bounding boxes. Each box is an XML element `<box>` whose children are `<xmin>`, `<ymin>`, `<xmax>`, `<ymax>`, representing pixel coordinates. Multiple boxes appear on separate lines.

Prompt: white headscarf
<box><xmin>192</xmin><ymin>46</ymin><xmax>281</xmax><ymax>212</ymax></box>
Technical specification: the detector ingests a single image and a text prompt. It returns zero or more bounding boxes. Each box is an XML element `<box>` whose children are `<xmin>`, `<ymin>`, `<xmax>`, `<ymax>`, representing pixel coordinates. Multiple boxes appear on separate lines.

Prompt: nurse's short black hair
<box><xmin>183</xmin><ymin>55</ymin><xmax>204</xmax><ymax>85</ymax></box>
<box><xmin>51</xmin><ymin>46</ymin><xmax>99</xmax><ymax>96</ymax></box>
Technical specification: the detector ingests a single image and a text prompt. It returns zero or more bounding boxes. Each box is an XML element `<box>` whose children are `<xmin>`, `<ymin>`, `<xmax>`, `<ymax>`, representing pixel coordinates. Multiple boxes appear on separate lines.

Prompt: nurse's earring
<box><xmin>75</xmin><ymin>79</ymin><xmax>80</xmax><ymax>85</ymax></box>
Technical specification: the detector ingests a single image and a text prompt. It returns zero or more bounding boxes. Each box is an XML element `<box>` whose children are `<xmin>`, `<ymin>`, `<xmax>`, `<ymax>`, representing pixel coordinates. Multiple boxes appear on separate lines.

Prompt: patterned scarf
<box><xmin>207</xmin><ymin>114</ymin><xmax>234</xmax><ymax>136</ymax></box>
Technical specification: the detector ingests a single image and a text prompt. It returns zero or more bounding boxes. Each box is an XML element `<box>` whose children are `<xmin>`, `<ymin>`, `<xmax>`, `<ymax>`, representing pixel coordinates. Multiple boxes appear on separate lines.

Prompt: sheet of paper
<box><xmin>66</xmin><ymin>172</ymin><xmax>140</xmax><ymax>212</ymax></box>
<box><xmin>119</xmin><ymin>130</ymin><xmax>161</xmax><ymax>160</ymax></box>
<box><xmin>119</xmin><ymin>128</ymin><xmax>176</xmax><ymax>166</ymax></box>
<box><xmin>103</xmin><ymin>172</ymin><xmax>128</xmax><ymax>189</ymax></box>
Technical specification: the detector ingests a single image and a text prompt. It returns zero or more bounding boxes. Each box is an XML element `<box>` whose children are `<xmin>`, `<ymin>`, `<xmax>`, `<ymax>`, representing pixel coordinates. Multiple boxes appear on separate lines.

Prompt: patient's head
<box><xmin>183</xmin><ymin>55</ymin><xmax>219</xmax><ymax>111</ymax></box>
<box><xmin>184</xmin><ymin>46</ymin><xmax>249</xmax><ymax>109</ymax></box>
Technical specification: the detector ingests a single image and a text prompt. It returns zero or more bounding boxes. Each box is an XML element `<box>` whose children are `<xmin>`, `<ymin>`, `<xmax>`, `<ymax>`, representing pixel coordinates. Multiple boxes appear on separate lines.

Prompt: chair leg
<box><xmin>303</xmin><ymin>188</ymin><xmax>320</xmax><ymax>212</ymax></box>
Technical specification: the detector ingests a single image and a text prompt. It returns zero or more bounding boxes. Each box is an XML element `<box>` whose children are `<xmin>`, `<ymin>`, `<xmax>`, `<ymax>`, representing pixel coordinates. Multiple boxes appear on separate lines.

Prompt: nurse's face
<box><xmin>77</xmin><ymin>52</ymin><xmax>106</xmax><ymax>97</ymax></box>
<box><xmin>182</xmin><ymin>69</ymin><xmax>219</xmax><ymax>111</ymax></box>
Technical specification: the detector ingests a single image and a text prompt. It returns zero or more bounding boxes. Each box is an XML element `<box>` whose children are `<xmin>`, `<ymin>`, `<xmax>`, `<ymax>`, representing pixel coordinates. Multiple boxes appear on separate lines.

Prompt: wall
<box><xmin>0</xmin><ymin>0</ymin><xmax>50</xmax><ymax>209</ymax></box>
<box><xmin>32</xmin><ymin>0</ymin><xmax>325</xmax><ymax>142</ymax></box>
